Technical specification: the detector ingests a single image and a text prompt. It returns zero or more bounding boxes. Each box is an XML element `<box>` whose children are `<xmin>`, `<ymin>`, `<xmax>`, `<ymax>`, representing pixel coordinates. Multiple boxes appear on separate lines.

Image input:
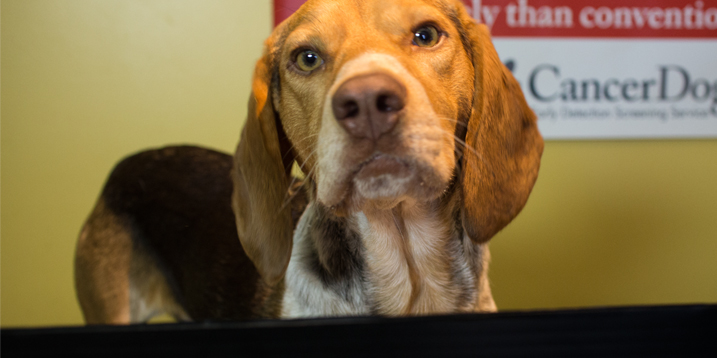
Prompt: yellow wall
<box><xmin>1</xmin><ymin>0</ymin><xmax>715</xmax><ymax>328</ymax></box>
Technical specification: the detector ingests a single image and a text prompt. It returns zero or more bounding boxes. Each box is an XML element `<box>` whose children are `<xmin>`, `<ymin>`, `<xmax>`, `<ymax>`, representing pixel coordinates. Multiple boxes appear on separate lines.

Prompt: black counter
<box><xmin>3</xmin><ymin>304</ymin><xmax>715</xmax><ymax>357</ymax></box>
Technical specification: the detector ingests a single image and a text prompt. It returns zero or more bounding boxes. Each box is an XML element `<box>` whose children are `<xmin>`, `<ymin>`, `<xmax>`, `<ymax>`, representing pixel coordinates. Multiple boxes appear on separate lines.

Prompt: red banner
<box><xmin>274</xmin><ymin>0</ymin><xmax>302</xmax><ymax>28</ymax></box>
<box><xmin>274</xmin><ymin>0</ymin><xmax>717</xmax><ymax>38</ymax></box>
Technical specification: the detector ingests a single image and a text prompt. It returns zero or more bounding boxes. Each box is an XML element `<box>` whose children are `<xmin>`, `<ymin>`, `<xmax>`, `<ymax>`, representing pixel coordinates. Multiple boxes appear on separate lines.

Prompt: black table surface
<box><xmin>3</xmin><ymin>304</ymin><xmax>716</xmax><ymax>357</ymax></box>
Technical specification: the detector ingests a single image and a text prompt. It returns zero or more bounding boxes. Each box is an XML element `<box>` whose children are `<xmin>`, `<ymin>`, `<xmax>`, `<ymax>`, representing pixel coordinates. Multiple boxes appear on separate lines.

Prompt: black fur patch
<box><xmin>308</xmin><ymin>204</ymin><xmax>365</xmax><ymax>297</ymax></box>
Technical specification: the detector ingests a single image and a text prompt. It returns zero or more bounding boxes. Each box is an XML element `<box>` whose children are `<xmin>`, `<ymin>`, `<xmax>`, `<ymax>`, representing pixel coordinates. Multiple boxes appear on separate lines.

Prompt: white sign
<box><xmin>494</xmin><ymin>38</ymin><xmax>717</xmax><ymax>139</ymax></box>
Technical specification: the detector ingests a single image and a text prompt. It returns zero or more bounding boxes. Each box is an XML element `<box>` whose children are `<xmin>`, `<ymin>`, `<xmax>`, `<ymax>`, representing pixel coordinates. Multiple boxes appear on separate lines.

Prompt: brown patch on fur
<box><xmin>75</xmin><ymin>199</ymin><xmax>132</xmax><ymax>324</ymax></box>
<box><xmin>128</xmin><ymin>240</ymin><xmax>190</xmax><ymax>322</ymax></box>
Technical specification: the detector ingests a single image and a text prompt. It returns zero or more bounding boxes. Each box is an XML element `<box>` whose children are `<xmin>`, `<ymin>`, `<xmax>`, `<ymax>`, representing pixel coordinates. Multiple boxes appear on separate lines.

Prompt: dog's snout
<box><xmin>332</xmin><ymin>74</ymin><xmax>406</xmax><ymax>139</ymax></box>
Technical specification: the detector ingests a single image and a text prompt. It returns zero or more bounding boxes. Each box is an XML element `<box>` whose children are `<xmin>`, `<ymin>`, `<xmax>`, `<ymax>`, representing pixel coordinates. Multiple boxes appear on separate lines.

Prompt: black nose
<box><xmin>331</xmin><ymin>73</ymin><xmax>406</xmax><ymax>140</ymax></box>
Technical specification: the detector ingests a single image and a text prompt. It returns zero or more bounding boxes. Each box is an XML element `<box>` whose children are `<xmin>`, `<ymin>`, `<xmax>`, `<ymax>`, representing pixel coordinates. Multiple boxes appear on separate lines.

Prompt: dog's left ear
<box><xmin>232</xmin><ymin>28</ymin><xmax>296</xmax><ymax>286</ymax></box>
<box><xmin>459</xmin><ymin>19</ymin><xmax>544</xmax><ymax>243</ymax></box>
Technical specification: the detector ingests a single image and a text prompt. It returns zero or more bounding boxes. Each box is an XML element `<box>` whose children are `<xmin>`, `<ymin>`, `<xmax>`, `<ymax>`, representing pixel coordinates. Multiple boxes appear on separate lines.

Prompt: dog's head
<box><xmin>233</xmin><ymin>0</ymin><xmax>544</xmax><ymax>285</ymax></box>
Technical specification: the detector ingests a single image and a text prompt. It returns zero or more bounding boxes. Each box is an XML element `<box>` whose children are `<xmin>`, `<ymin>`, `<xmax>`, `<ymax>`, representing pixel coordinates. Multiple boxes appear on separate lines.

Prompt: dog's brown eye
<box><xmin>295</xmin><ymin>50</ymin><xmax>323</xmax><ymax>72</ymax></box>
<box><xmin>413</xmin><ymin>26</ymin><xmax>440</xmax><ymax>47</ymax></box>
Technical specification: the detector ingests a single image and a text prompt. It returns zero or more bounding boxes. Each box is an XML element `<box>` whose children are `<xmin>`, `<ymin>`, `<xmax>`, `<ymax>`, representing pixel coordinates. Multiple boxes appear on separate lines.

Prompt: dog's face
<box><xmin>233</xmin><ymin>0</ymin><xmax>543</xmax><ymax>285</ymax></box>
<box><xmin>276</xmin><ymin>0</ymin><xmax>474</xmax><ymax>212</ymax></box>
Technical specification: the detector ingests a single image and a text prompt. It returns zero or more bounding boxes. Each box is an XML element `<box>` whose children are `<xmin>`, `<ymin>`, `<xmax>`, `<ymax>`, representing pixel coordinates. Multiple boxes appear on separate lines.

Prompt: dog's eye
<box><xmin>295</xmin><ymin>50</ymin><xmax>323</xmax><ymax>72</ymax></box>
<box><xmin>413</xmin><ymin>26</ymin><xmax>440</xmax><ymax>47</ymax></box>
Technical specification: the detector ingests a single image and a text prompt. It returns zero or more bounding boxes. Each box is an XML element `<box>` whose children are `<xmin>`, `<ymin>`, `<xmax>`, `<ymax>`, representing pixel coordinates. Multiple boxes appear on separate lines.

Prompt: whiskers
<box><xmin>282</xmin><ymin>133</ymin><xmax>319</xmax><ymax>162</ymax></box>
<box><xmin>434</xmin><ymin>117</ymin><xmax>491</xmax><ymax>170</ymax></box>
<box><xmin>279</xmin><ymin>147</ymin><xmax>318</xmax><ymax>212</ymax></box>
<box><xmin>277</xmin><ymin>132</ymin><xmax>320</xmax><ymax>211</ymax></box>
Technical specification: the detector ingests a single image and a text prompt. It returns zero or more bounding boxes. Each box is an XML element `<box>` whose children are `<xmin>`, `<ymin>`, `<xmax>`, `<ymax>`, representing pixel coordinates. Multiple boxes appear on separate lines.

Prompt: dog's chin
<box><xmin>316</xmin><ymin>152</ymin><xmax>453</xmax><ymax>215</ymax></box>
<box><xmin>347</xmin><ymin>154</ymin><xmax>448</xmax><ymax>212</ymax></box>
<box><xmin>354</xmin><ymin>154</ymin><xmax>412</xmax><ymax>197</ymax></box>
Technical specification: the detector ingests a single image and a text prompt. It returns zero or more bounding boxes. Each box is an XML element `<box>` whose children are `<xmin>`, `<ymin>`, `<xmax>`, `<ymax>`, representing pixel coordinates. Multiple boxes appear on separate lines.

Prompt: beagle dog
<box><xmin>75</xmin><ymin>0</ymin><xmax>543</xmax><ymax>323</ymax></box>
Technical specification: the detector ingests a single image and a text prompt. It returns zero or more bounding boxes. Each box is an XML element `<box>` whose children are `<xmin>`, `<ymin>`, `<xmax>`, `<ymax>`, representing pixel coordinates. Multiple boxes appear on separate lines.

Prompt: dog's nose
<box><xmin>332</xmin><ymin>73</ymin><xmax>406</xmax><ymax>139</ymax></box>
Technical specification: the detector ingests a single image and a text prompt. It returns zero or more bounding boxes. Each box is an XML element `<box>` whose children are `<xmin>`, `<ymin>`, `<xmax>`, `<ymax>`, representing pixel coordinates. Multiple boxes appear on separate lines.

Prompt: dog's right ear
<box><xmin>458</xmin><ymin>13</ymin><xmax>544</xmax><ymax>244</ymax></box>
<box><xmin>232</xmin><ymin>32</ymin><xmax>295</xmax><ymax>287</ymax></box>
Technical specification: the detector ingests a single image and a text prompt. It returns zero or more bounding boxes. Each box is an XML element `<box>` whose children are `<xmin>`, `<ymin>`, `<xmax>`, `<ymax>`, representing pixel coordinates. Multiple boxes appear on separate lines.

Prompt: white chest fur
<box><xmin>358</xmin><ymin>202</ymin><xmax>474</xmax><ymax>315</ymax></box>
<box><xmin>282</xmin><ymin>201</ymin><xmax>489</xmax><ymax>318</ymax></box>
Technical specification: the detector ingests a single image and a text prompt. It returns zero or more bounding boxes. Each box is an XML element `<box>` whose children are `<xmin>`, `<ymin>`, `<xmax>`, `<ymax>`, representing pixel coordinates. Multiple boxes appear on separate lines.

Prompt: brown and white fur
<box><xmin>75</xmin><ymin>0</ymin><xmax>543</xmax><ymax>324</ymax></box>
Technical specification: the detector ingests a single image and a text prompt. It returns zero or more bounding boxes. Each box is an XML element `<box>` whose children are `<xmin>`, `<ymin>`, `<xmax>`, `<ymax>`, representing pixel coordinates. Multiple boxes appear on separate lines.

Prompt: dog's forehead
<box><xmin>279</xmin><ymin>0</ymin><xmax>460</xmax><ymax>53</ymax></box>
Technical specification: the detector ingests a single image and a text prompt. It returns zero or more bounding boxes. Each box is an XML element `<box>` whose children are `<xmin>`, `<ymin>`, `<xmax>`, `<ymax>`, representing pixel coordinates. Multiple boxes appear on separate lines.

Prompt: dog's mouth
<box><xmin>315</xmin><ymin>119</ymin><xmax>458</xmax><ymax>213</ymax></box>
<box><xmin>354</xmin><ymin>153</ymin><xmax>412</xmax><ymax>182</ymax></box>
<box><xmin>349</xmin><ymin>152</ymin><xmax>448</xmax><ymax>206</ymax></box>
<box><xmin>347</xmin><ymin>153</ymin><xmax>415</xmax><ymax>207</ymax></box>
<box><xmin>318</xmin><ymin>148</ymin><xmax>453</xmax><ymax>214</ymax></box>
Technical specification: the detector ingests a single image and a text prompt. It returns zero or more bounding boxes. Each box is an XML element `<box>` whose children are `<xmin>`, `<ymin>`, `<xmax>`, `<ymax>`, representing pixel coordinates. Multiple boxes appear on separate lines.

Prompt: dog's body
<box><xmin>75</xmin><ymin>147</ymin><xmax>291</xmax><ymax>323</ymax></box>
<box><xmin>76</xmin><ymin>0</ymin><xmax>543</xmax><ymax>323</ymax></box>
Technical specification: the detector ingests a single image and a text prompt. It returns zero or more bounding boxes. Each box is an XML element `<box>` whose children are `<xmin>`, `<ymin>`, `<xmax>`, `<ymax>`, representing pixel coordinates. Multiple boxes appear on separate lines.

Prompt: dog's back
<box><xmin>75</xmin><ymin>146</ymin><xmax>285</xmax><ymax>323</ymax></box>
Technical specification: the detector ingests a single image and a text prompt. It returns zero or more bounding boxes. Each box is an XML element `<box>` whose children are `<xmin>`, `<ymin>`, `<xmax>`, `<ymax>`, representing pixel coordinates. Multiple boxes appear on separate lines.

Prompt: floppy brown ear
<box><xmin>460</xmin><ymin>22</ymin><xmax>544</xmax><ymax>244</ymax></box>
<box><xmin>232</xmin><ymin>34</ymin><xmax>295</xmax><ymax>286</ymax></box>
